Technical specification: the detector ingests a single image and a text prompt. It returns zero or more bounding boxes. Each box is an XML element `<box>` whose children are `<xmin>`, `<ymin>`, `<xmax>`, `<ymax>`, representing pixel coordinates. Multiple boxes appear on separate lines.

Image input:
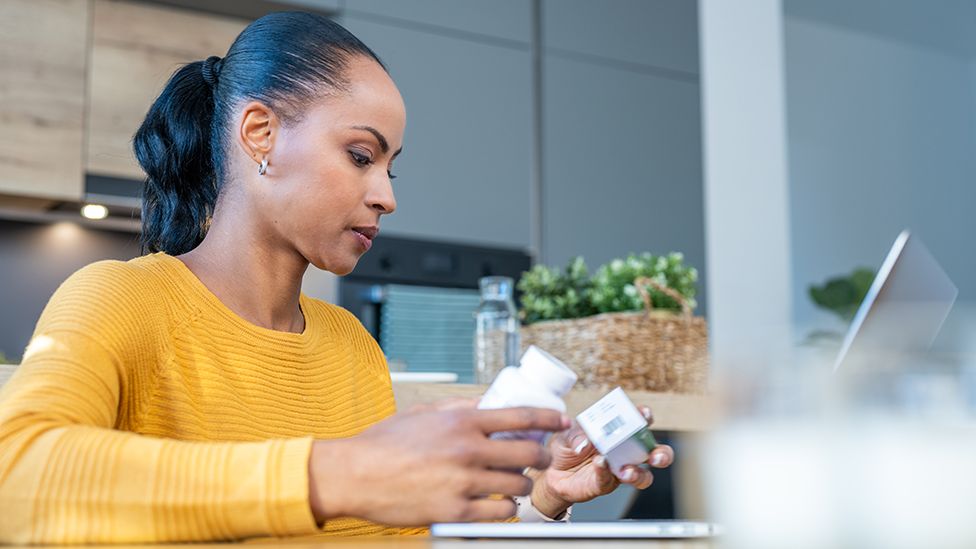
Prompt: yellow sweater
<box><xmin>0</xmin><ymin>253</ymin><xmax>423</xmax><ymax>544</ymax></box>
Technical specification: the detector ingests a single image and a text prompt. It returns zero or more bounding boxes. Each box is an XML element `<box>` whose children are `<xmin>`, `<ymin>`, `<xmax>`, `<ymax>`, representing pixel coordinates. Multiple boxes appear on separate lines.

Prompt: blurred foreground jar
<box><xmin>703</xmin><ymin>352</ymin><xmax>976</xmax><ymax>549</ymax></box>
<box><xmin>474</xmin><ymin>276</ymin><xmax>520</xmax><ymax>384</ymax></box>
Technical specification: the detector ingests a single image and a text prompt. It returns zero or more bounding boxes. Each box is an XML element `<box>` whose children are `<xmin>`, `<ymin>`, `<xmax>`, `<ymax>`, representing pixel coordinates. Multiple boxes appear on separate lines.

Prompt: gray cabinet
<box><xmin>541</xmin><ymin>55</ymin><xmax>704</xmax><ymax>273</ymax></box>
<box><xmin>344</xmin><ymin>0</ymin><xmax>532</xmax><ymax>44</ymax></box>
<box><xmin>540</xmin><ymin>0</ymin><xmax>706</xmax><ymax>310</ymax></box>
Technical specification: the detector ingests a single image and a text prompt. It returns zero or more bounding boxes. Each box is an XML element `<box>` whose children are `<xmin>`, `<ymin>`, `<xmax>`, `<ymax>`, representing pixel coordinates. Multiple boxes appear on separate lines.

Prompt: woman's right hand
<box><xmin>307</xmin><ymin>407</ymin><xmax>570</xmax><ymax>526</ymax></box>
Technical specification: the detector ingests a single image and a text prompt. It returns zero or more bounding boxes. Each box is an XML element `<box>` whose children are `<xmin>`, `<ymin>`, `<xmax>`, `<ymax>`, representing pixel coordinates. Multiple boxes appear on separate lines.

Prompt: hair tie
<box><xmin>201</xmin><ymin>56</ymin><xmax>223</xmax><ymax>88</ymax></box>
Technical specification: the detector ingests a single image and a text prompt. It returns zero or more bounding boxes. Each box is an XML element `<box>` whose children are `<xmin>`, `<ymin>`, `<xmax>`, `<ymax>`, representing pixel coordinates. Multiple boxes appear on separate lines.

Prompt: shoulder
<box><xmin>38</xmin><ymin>255</ymin><xmax>172</xmax><ymax>334</ymax></box>
<box><xmin>53</xmin><ymin>254</ymin><xmax>169</xmax><ymax>305</ymax></box>
<box><xmin>61</xmin><ymin>255</ymin><xmax>158</xmax><ymax>287</ymax></box>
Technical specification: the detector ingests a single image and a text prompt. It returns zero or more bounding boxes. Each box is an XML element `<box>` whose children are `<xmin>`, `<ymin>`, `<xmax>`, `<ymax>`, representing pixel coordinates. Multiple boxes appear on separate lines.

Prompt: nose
<box><xmin>367</xmin><ymin>173</ymin><xmax>397</xmax><ymax>215</ymax></box>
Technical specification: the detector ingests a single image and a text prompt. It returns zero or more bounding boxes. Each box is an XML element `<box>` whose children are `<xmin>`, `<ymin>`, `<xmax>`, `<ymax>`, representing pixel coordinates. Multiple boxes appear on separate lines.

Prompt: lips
<box><xmin>352</xmin><ymin>226</ymin><xmax>379</xmax><ymax>240</ymax></box>
<box><xmin>351</xmin><ymin>226</ymin><xmax>378</xmax><ymax>251</ymax></box>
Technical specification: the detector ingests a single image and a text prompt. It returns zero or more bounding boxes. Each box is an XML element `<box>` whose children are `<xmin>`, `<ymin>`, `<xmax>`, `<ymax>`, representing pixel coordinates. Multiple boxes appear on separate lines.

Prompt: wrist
<box><xmin>529</xmin><ymin>469</ymin><xmax>572</xmax><ymax>519</ymax></box>
<box><xmin>308</xmin><ymin>439</ymin><xmax>356</xmax><ymax>522</ymax></box>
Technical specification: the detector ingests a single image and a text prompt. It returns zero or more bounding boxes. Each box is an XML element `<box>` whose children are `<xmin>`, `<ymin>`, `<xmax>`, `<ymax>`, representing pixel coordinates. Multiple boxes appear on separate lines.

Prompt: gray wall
<box><xmin>338</xmin><ymin>0</ymin><xmax>535</xmax><ymax>251</ymax></box>
<box><xmin>0</xmin><ymin>220</ymin><xmax>142</xmax><ymax>361</ymax></box>
<box><xmin>339</xmin><ymin>0</ymin><xmax>707</xmax><ymax>310</ymax></box>
<box><xmin>784</xmin><ymin>1</ymin><xmax>976</xmax><ymax>333</ymax></box>
<box><xmin>541</xmin><ymin>0</ymin><xmax>705</xmax><ymax>313</ymax></box>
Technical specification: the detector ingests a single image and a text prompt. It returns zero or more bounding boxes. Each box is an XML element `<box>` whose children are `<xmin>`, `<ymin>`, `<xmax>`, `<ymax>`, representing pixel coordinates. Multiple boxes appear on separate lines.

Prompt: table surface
<box><xmin>56</xmin><ymin>537</ymin><xmax>715</xmax><ymax>548</ymax></box>
<box><xmin>393</xmin><ymin>383</ymin><xmax>717</xmax><ymax>432</ymax></box>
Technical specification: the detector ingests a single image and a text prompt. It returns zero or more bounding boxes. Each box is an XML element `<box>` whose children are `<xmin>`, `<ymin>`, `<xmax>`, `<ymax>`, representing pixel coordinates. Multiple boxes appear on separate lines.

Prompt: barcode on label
<box><xmin>602</xmin><ymin>415</ymin><xmax>625</xmax><ymax>436</ymax></box>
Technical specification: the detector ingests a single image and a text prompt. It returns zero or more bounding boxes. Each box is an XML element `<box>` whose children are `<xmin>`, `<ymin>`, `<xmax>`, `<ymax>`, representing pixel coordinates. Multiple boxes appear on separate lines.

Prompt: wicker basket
<box><xmin>520</xmin><ymin>277</ymin><xmax>708</xmax><ymax>393</ymax></box>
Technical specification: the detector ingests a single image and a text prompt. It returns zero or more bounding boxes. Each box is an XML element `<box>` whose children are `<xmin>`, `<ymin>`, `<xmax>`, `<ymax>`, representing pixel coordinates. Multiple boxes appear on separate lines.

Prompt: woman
<box><xmin>0</xmin><ymin>12</ymin><xmax>673</xmax><ymax>544</ymax></box>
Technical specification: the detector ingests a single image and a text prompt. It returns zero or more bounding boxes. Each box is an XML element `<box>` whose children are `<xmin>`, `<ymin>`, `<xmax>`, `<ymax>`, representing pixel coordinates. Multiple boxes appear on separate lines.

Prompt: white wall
<box><xmin>784</xmin><ymin>9</ymin><xmax>976</xmax><ymax>334</ymax></box>
<box><xmin>698</xmin><ymin>0</ymin><xmax>794</xmax><ymax>368</ymax></box>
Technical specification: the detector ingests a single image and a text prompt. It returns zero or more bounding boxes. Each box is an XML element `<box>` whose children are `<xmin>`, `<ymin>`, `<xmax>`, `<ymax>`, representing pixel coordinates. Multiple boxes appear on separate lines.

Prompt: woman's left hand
<box><xmin>526</xmin><ymin>405</ymin><xmax>674</xmax><ymax>519</ymax></box>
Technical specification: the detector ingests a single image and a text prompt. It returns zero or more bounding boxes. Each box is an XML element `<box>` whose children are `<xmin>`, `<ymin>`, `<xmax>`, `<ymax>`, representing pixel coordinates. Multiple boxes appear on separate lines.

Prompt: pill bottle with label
<box><xmin>576</xmin><ymin>387</ymin><xmax>658</xmax><ymax>477</ymax></box>
<box><xmin>478</xmin><ymin>345</ymin><xmax>578</xmax><ymax>442</ymax></box>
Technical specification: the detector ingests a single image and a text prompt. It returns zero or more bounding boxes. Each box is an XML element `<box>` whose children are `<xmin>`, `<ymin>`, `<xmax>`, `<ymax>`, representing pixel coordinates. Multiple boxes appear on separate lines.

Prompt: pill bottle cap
<box><xmin>518</xmin><ymin>346</ymin><xmax>578</xmax><ymax>397</ymax></box>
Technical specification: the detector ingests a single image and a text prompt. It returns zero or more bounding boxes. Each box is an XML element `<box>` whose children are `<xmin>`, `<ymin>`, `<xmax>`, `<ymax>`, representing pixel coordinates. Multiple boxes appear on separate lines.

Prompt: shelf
<box><xmin>392</xmin><ymin>383</ymin><xmax>717</xmax><ymax>432</ymax></box>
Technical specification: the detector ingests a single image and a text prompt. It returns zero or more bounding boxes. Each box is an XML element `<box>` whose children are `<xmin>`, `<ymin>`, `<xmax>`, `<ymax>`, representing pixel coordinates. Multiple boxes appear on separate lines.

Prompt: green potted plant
<box><xmin>517</xmin><ymin>253</ymin><xmax>707</xmax><ymax>393</ymax></box>
<box><xmin>518</xmin><ymin>253</ymin><xmax>698</xmax><ymax>322</ymax></box>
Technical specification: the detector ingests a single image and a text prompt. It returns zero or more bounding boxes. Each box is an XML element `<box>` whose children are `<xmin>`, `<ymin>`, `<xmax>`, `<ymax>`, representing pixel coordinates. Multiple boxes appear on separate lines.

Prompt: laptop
<box><xmin>433</xmin><ymin>230</ymin><xmax>957</xmax><ymax>540</ymax></box>
<box><xmin>431</xmin><ymin>520</ymin><xmax>719</xmax><ymax>539</ymax></box>
<box><xmin>834</xmin><ymin>229</ymin><xmax>958</xmax><ymax>371</ymax></box>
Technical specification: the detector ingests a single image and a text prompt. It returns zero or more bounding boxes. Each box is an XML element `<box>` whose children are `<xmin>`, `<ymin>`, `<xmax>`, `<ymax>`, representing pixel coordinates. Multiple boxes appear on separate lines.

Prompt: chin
<box><xmin>309</xmin><ymin>255</ymin><xmax>359</xmax><ymax>277</ymax></box>
<box><xmin>331</xmin><ymin>263</ymin><xmax>357</xmax><ymax>276</ymax></box>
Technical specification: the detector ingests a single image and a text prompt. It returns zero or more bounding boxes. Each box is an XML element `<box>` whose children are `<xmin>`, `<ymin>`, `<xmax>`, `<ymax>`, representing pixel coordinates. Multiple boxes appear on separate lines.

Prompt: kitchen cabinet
<box><xmin>85</xmin><ymin>0</ymin><xmax>246</xmax><ymax>180</ymax></box>
<box><xmin>0</xmin><ymin>0</ymin><xmax>90</xmax><ymax>201</ymax></box>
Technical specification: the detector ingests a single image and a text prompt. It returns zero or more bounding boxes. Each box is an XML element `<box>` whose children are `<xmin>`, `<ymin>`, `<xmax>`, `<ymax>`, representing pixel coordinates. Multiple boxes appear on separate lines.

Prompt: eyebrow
<box><xmin>351</xmin><ymin>125</ymin><xmax>402</xmax><ymax>157</ymax></box>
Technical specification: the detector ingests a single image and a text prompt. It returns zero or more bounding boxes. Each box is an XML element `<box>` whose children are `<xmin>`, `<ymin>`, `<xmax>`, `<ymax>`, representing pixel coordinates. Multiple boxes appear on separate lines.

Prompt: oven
<box><xmin>339</xmin><ymin>235</ymin><xmax>531</xmax><ymax>383</ymax></box>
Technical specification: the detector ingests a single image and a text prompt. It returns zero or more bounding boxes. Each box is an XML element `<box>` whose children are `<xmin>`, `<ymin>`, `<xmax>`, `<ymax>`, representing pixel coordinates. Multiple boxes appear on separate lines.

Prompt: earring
<box><xmin>258</xmin><ymin>157</ymin><xmax>268</xmax><ymax>176</ymax></box>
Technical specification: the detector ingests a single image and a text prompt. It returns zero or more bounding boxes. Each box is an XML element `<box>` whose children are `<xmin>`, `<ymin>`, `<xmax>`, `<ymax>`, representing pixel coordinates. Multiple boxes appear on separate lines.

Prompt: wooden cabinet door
<box><xmin>86</xmin><ymin>0</ymin><xmax>246</xmax><ymax>181</ymax></box>
<box><xmin>0</xmin><ymin>0</ymin><xmax>89</xmax><ymax>201</ymax></box>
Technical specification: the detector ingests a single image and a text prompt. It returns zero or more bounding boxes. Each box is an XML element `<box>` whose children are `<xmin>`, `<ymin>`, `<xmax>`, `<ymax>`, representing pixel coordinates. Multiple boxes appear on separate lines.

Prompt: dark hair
<box><xmin>134</xmin><ymin>12</ymin><xmax>384</xmax><ymax>255</ymax></box>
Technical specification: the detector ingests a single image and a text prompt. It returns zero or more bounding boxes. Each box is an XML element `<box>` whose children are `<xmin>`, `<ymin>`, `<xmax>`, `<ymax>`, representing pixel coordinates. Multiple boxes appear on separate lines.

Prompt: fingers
<box><xmin>614</xmin><ymin>442</ymin><xmax>673</xmax><ymax>491</ymax></box>
<box><xmin>547</xmin><ymin>423</ymin><xmax>598</xmax><ymax>470</ymax></box>
<box><xmin>466</xmin><ymin>470</ymin><xmax>533</xmax><ymax>498</ymax></box>
<box><xmin>618</xmin><ymin>465</ymin><xmax>654</xmax><ymax>490</ymax></box>
<box><xmin>432</xmin><ymin>397</ymin><xmax>480</xmax><ymax>412</ymax></box>
<box><xmin>639</xmin><ymin>405</ymin><xmax>654</xmax><ymax>426</ymax></box>
<box><xmin>405</xmin><ymin>402</ymin><xmax>436</xmax><ymax>413</ymax></box>
<box><xmin>648</xmin><ymin>444</ymin><xmax>674</xmax><ymax>468</ymax></box>
<box><xmin>592</xmin><ymin>455</ymin><xmax>621</xmax><ymax>493</ymax></box>
<box><xmin>458</xmin><ymin>497</ymin><xmax>518</xmax><ymax>522</ymax></box>
<box><xmin>563</xmin><ymin>423</ymin><xmax>597</xmax><ymax>458</ymax></box>
<box><xmin>476</xmin><ymin>439</ymin><xmax>551</xmax><ymax>470</ymax></box>
<box><xmin>473</xmin><ymin>407</ymin><xmax>570</xmax><ymax>435</ymax></box>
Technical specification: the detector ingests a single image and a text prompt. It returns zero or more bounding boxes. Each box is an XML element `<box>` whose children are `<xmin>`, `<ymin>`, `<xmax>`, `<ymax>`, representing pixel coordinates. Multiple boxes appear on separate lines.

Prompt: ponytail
<box><xmin>134</xmin><ymin>59</ymin><xmax>219</xmax><ymax>255</ymax></box>
<box><xmin>133</xmin><ymin>12</ymin><xmax>384</xmax><ymax>255</ymax></box>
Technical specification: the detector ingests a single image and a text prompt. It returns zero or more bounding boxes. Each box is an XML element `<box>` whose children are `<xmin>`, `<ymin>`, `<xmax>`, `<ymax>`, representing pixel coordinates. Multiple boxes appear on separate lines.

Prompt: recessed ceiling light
<box><xmin>81</xmin><ymin>204</ymin><xmax>109</xmax><ymax>220</ymax></box>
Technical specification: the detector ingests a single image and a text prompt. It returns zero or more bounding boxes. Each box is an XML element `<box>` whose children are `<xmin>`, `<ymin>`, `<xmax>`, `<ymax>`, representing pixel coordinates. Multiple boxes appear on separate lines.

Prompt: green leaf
<box><xmin>518</xmin><ymin>252</ymin><xmax>699</xmax><ymax>323</ymax></box>
<box><xmin>808</xmin><ymin>267</ymin><xmax>876</xmax><ymax>321</ymax></box>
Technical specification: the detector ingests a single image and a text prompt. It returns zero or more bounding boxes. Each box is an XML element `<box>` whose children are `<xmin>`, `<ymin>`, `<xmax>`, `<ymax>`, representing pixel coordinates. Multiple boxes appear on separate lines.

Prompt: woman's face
<box><xmin>258</xmin><ymin>56</ymin><xmax>406</xmax><ymax>276</ymax></box>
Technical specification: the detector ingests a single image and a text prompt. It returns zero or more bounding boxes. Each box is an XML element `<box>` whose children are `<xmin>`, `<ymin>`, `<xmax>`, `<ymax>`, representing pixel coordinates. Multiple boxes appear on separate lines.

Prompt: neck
<box><xmin>177</xmin><ymin>211</ymin><xmax>308</xmax><ymax>334</ymax></box>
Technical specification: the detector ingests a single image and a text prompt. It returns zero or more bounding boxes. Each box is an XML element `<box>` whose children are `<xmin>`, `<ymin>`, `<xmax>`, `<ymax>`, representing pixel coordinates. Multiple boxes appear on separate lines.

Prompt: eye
<box><xmin>349</xmin><ymin>150</ymin><xmax>373</xmax><ymax>167</ymax></box>
<box><xmin>388</xmin><ymin>170</ymin><xmax>398</xmax><ymax>180</ymax></box>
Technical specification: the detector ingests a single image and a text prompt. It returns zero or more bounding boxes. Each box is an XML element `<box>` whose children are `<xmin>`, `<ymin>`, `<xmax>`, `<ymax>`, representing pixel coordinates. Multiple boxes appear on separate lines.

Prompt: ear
<box><xmin>237</xmin><ymin>100</ymin><xmax>280</xmax><ymax>166</ymax></box>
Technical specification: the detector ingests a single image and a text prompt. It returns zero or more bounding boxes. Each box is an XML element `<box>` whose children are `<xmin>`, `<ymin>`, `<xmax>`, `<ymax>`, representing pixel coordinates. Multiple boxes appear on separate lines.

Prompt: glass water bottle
<box><xmin>474</xmin><ymin>276</ymin><xmax>520</xmax><ymax>384</ymax></box>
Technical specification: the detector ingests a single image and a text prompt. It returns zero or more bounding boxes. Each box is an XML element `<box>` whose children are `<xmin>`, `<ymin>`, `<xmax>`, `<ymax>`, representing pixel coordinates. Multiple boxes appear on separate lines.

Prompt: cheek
<box><xmin>284</xmin><ymin>162</ymin><xmax>362</xmax><ymax>231</ymax></box>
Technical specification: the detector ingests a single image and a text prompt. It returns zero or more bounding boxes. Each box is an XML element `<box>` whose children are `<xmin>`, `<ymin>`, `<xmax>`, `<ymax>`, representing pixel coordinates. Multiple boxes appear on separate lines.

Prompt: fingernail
<box><xmin>652</xmin><ymin>453</ymin><xmax>666</xmax><ymax>467</ymax></box>
<box><xmin>594</xmin><ymin>455</ymin><xmax>607</xmax><ymax>468</ymax></box>
<box><xmin>561</xmin><ymin>415</ymin><xmax>572</xmax><ymax>429</ymax></box>
<box><xmin>641</xmin><ymin>406</ymin><xmax>653</xmax><ymax>420</ymax></box>
<box><xmin>572</xmin><ymin>438</ymin><xmax>589</xmax><ymax>455</ymax></box>
<box><xmin>621</xmin><ymin>468</ymin><xmax>637</xmax><ymax>482</ymax></box>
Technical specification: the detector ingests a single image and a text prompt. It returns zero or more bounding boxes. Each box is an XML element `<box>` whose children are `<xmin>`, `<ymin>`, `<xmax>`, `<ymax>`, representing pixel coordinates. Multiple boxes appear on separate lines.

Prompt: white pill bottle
<box><xmin>478</xmin><ymin>345</ymin><xmax>578</xmax><ymax>442</ymax></box>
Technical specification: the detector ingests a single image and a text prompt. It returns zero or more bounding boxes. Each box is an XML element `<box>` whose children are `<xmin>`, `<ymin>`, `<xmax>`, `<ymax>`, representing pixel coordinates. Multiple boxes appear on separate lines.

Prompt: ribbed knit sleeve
<box><xmin>0</xmin><ymin>261</ymin><xmax>320</xmax><ymax>544</ymax></box>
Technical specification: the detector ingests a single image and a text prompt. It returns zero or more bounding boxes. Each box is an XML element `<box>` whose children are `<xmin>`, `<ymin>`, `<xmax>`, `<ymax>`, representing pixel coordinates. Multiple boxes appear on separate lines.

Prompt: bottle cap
<box><xmin>479</xmin><ymin>276</ymin><xmax>514</xmax><ymax>300</ymax></box>
<box><xmin>518</xmin><ymin>345</ymin><xmax>578</xmax><ymax>397</ymax></box>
